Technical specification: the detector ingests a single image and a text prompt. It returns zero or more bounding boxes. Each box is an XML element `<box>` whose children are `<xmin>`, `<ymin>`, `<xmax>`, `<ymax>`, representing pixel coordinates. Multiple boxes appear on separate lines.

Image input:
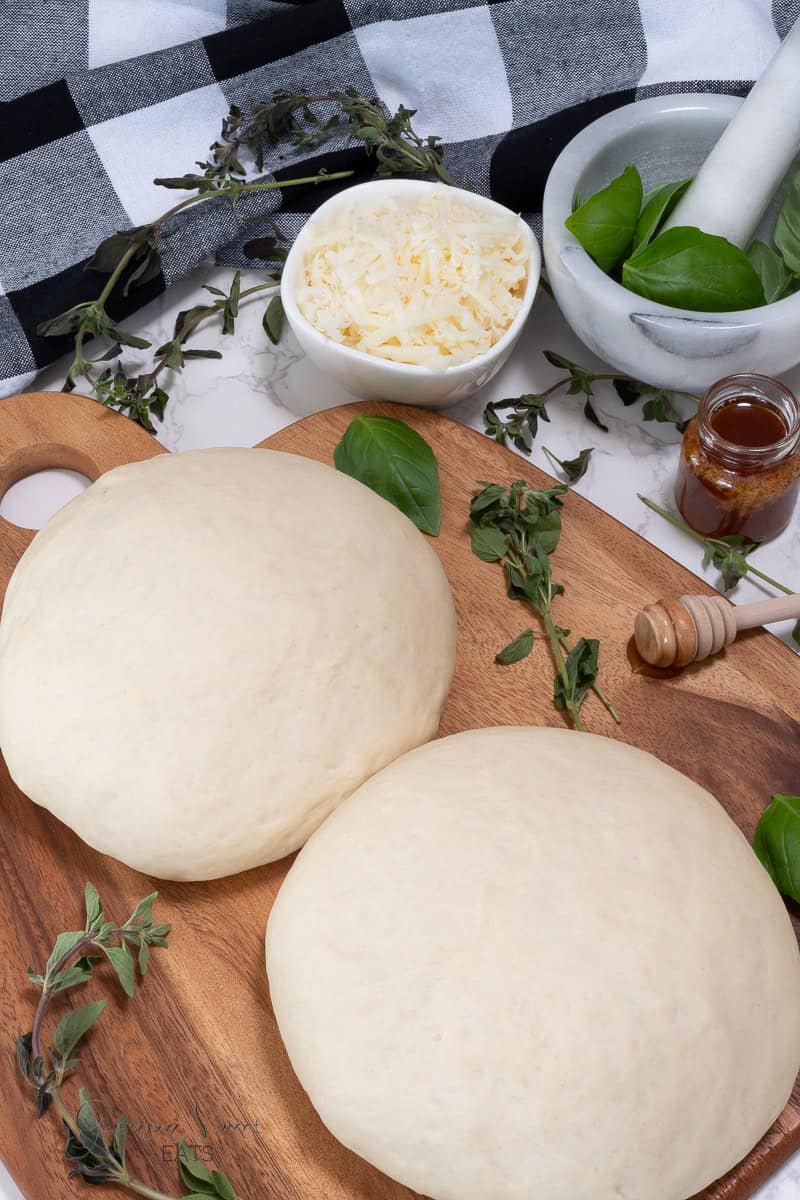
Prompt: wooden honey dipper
<box><xmin>634</xmin><ymin>592</ymin><xmax>800</xmax><ymax>668</ymax></box>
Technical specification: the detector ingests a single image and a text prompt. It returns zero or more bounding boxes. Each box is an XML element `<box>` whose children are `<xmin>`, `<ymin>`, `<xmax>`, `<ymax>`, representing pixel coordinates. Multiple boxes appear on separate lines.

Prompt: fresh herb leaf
<box><xmin>495</xmin><ymin>629</ymin><xmax>534</xmax><ymax>665</ymax></box>
<box><xmin>793</xmin><ymin>620</ymin><xmax>800</xmax><ymax>650</ymax></box>
<box><xmin>622</xmin><ymin>227</ymin><xmax>766</xmax><ymax>312</ymax></box>
<box><xmin>470</xmin><ymin>525</ymin><xmax>510</xmax><ymax>563</ymax></box>
<box><xmin>179</xmin><ymin>1141</ymin><xmax>217</xmax><ymax>1193</ymax></box>
<box><xmin>641</xmin><ymin>392</ymin><xmax>688</xmax><ymax>433</ymax></box>
<box><xmin>16</xmin><ymin>1032</ymin><xmax>33</xmax><ymax>1079</ymax></box>
<box><xmin>633</xmin><ymin>178</ymin><xmax>692</xmax><ymax>253</ymax></box>
<box><xmin>53</xmin><ymin>1000</ymin><xmax>107</xmax><ymax>1063</ymax></box>
<box><xmin>84</xmin><ymin>883</ymin><xmax>103</xmax><ymax>931</ymax></box>
<box><xmin>754</xmin><ymin>794</ymin><xmax>800</xmax><ymax>902</ymax></box>
<box><xmin>126</xmin><ymin>892</ymin><xmax>157</xmax><ymax>928</ymax></box>
<box><xmin>701</xmin><ymin>532</ymin><xmax>759</xmax><ymax>591</ymax></box>
<box><xmin>542</xmin><ymin>445</ymin><xmax>594</xmax><ymax>483</ymax></box>
<box><xmin>583</xmin><ymin>398</ymin><xmax>608</xmax><ymax>432</ymax></box>
<box><xmin>263</xmin><ymin>294</ymin><xmax>284</xmax><ymax>345</ymax></box>
<box><xmin>334</xmin><ymin>415</ymin><xmax>441</xmax><ymax>535</ymax></box>
<box><xmin>100</xmin><ymin>942</ymin><xmax>136</xmax><ymax>998</ymax></box>
<box><xmin>468</xmin><ymin>481</ymin><xmax>617</xmax><ymax>730</ymax></box>
<box><xmin>565</xmin><ymin>165</ymin><xmax>643</xmax><ymax>272</ymax></box>
<box><xmin>211</xmin><ymin>1170</ymin><xmax>238</xmax><ymax>1200</ymax></box>
<box><xmin>774</xmin><ymin>163</ymin><xmax>800</xmax><ymax>277</ymax></box>
<box><xmin>553</xmin><ymin>637</ymin><xmax>599</xmax><ymax>714</ymax></box>
<box><xmin>747</xmin><ymin>239</ymin><xmax>793</xmax><ymax>304</ymax></box>
<box><xmin>112</xmin><ymin>1115</ymin><xmax>128</xmax><ymax>1168</ymax></box>
<box><xmin>45</xmin><ymin>932</ymin><xmax>86</xmax><ymax>983</ymax></box>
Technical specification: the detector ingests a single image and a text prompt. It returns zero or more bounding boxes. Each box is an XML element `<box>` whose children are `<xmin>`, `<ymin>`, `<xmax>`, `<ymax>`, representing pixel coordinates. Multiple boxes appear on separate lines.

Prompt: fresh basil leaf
<box><xmin>334</xmin><ymin>415</ymin><xmax>441</xmax><ymax>535</ymax></box>
<box><xmin>613</xmin><ymin>377</ymin><xmax>657</xmax><ymax>405</ymax></box>
<box><xmin>53</xmin><ymin>1000</ymin><xmax>107</xmax><ymax>1062</ymax></box>
<box><xmin>469</xmin><ymin>524</ymin><xmax>509</xmax><ymax>563</ymax></box>
<box><xmin>101</xmin><ymin>943</ymin><xmax>136</xmax><ymax>998</ymax></box>
<box><xmin>633</xmin><ymin>178</ymin><xmax>692</xmax><ymax>253</ymax></box>
<box><xmin>622</xmin><ymin>227</ymin><xmax>766</xmax><ymax>312</ymax></box>
<box><xmin>747</xmin><ymin>239</ymin><xmax>793</xmax><ymax>304</ymax></box>
<box><xmin>542</xmin><ymin>445</ymin><xmax>594</xmax><ymax>484</ymax></box>
<box><xmin>774</xmin><ymin>164</ymin><xmax>800</xmax><ymax>276</ymax></box>
<box><xmin>496</xmin><ymin>629</ymin><xmax>534</xmax><ymax>665</ymax></box>
<box><xmin>526</xmin><ymin>508</ymin><xmax>563</xmax><ymax>556</ymax></box>
<box><xmin>263</xmin><ymin>294</ymin><xmax>284</xmax><ymax>345</ymax></box>
<box><xmin>565</xmin><ymin>164</ymin><xmax>643</xmax><ymax>272</ymax></box>
<box><xmin>754</xmin><ymin>793</ymin><xmax>800</xmax><ymax>902</ymax></box>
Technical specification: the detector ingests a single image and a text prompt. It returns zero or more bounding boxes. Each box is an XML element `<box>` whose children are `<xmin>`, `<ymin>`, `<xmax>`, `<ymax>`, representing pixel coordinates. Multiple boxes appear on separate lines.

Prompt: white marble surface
<box><xmin>1</xmin><ymin>264</ymin><xmax>799</xmax><ymax>1200</ymax></box>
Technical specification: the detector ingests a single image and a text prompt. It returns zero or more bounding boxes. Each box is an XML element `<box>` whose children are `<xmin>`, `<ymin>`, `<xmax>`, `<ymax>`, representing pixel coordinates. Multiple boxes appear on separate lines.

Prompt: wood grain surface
<box><xmin>0</xmin><ymin>390</ymin><xmax>798</xmax><ymax>1200</ymax></box>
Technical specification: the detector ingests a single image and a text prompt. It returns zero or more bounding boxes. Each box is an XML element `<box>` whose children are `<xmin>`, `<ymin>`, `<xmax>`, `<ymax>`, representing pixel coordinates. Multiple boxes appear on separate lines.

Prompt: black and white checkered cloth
<box><xmin>1</xmin><ymin>0</ymin><xmax>798</xmax><ymax>397</ymax></box>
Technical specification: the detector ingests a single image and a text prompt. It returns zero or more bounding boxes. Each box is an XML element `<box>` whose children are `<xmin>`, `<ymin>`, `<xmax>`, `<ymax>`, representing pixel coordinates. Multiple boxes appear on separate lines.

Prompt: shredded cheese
<box><xmin>297</xmin><ymin>192</ymin><xmax>529</xmax><ymax>368</ymax></box>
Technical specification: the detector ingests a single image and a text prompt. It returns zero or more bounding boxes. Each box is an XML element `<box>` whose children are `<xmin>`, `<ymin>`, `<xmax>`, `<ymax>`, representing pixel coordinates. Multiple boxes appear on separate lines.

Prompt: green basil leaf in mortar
<box><xmin>774</xmin><ymin>164</ymin><xmax>800</xmax><ymax>277</ymax></box>
<box><xmin>754</xmin><ymin>793</ymin><xmax>800</xmax><ymax>902</ymax></box>
<box><xmin>632</xmin><ymin>178</ymin><xmax>692</xmax><ymax>253</ymax></box>
<box><xmin>747</xmin><ymin>239</ymin><xmax>793</xmax><ymax>304</ymax></box>
<box><xmin>334</xmin><ymin>415</ymin><xmax>441</xmax><ymax>536</ymax></box>
<box><xmin>622</xmin><ymin>227</ymin><xmax>766</xmax><ymax>312</ymax></box>
<box><xmin>565</xmin><ymin>164</ymin><xmax>643</xmax><ymax>273</ymax></box>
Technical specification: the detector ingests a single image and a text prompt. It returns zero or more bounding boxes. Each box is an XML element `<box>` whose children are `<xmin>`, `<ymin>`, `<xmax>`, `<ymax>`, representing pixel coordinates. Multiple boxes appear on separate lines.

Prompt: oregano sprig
<box><xmin>38</xmin><ymin>88</ymin><xmax>451</xmax><ymax>430</ymax></box>
<box><xmin>16</xmin><ymin>884</ymin><xmax>240</xmax><ymax>1199</ymax></box>
<box><xmin>484</xmin><ymin>350</ymin><xmax>699</xmax><ymax>452</ymax></box>
<box><xmin>639</xmin><ymin>494</ymin><xmax>800</xmax><ymax>649</ymax></box>
<box><xmin>469</xmin><ymin>480</ymin><xmax>619</xmax><ymax>730</ymax></box>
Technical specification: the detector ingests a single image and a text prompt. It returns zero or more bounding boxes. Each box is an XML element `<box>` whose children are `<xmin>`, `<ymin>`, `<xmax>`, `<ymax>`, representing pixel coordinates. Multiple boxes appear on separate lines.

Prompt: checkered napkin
<box><xmin>1</xmin><ymin>0</ymin><xmax>797</xmax><ymax>397</ymax></box>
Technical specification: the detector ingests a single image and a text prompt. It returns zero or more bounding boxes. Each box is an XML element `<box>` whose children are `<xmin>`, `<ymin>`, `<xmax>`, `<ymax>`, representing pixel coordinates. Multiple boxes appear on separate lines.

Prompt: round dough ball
<box><xmin>0</xmin><ymin>448</ymin><xmax>456</xmax><ymax>880</ymax></box>
<box><xmin>266</xmin><ymin>727</ymin><xmax>800</xmax><ymax>1200</ymax></box>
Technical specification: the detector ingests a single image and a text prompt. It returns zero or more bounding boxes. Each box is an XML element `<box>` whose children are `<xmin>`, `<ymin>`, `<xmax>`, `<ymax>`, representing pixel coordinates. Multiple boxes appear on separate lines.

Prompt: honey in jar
<box><xmin>675</xmin><ymin>373</ymin><xmax>800</xmax><ymax>542</ymax></box>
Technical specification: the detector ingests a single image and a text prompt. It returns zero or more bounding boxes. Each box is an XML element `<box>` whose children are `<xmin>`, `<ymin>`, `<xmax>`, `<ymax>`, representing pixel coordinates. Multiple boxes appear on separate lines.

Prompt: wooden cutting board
<box><xmin>0</xmin><ymin>390</ymin><xmax>798</xmax><ymax>1200</ymax></box>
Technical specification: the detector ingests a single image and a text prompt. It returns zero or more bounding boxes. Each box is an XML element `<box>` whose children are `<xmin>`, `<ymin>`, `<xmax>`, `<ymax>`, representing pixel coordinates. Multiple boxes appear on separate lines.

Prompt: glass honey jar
<box><xmin>675</xmin><ymin>373</ymin><xmax>800</xmax><ymax>542</ymax></box>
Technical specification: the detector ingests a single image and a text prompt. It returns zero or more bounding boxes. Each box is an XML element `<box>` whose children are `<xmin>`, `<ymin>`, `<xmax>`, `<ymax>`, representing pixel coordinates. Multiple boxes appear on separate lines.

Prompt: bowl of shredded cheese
<box><xmin>281</xmin><ymin>180</ymin><xmax>540</xmax><ymax>408</ymax></box>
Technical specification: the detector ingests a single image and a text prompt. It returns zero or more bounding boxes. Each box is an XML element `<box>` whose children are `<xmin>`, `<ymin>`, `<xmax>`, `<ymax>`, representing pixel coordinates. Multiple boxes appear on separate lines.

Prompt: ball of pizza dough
<box><xmin>267</xmin><ymin>726</ymin><xmax>800</xmax><ymax>1200</ymax></box>
<box><xmin>0</xmin><ymin>448</ymin><xmax>456</xmax><ymax>880</ymax></box>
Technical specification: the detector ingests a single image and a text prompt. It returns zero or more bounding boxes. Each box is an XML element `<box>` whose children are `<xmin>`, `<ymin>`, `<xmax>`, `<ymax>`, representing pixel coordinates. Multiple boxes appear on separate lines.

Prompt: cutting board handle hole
<box><xmin>0</xmin><ymin>445</ymin><xmax>97</xmax><ymax>531</ymax></box>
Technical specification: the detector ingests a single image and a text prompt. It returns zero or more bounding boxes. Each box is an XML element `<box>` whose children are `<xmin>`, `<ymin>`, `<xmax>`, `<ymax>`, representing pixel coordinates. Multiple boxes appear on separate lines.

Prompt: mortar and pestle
<box><xmin>542</xmin><ymin>20</ymin><xmax>800</xmax><ymax>392</ymax></box>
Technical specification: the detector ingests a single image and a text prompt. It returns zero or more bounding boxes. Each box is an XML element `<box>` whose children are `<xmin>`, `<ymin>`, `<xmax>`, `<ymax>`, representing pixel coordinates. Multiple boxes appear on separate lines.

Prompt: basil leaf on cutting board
<box><xmin>747</xmin><ymin>240</ymin><xmax>793</xmax><ymax>304</ymax></box>
<box><xmin>334</xmin><ymin>415</ymin><xmax>442</xmax><ymax>535</ymax></box>
<box><xmin>774</xmin><ymin>164</ymin><xmax>800</xmax><ymax>277</ymax></box>
<box><xmin>622</xmin><ymin>227</ymin><xmax>766</xmax><ymax>312</ymax></box>
<box><xmin>754</xmin><ymin>793</ymin><xmax>800</xmax><ymax>903</ymax></box>
<box><xmin>565</xmin><ymin>164</ymin><xmax>643</xmax><ymax>273</ymax></box>
<box><xmin>632</xmin><ymin>178</ymin><xmax>692</xmax><ymax>253</ymax></box>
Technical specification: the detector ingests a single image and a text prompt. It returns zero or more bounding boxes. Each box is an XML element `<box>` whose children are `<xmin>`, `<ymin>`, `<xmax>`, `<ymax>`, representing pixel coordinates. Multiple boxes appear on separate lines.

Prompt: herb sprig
<box><xmin>469</xmin><ymin>480</ymin><xmax>619</xmax><ymax>731</ymax></box>
<box><xmin>483</xmin><ymin>350</ymin><xmax>698</xmax><ymax>451</ymax></box>
<box><xmin>39</xmin><ymin>90</ymin><xmax>450</xmax><ymax>429</ymax></box>
<box><xmin>16</xmin><ymin>884</ymin><xmax>239</xmax><ymax>1200</ymax></box>
<box><xmin>639</xmin><ymin>494</ymin><xmax>799</xmax><ymax>649</ymax></box>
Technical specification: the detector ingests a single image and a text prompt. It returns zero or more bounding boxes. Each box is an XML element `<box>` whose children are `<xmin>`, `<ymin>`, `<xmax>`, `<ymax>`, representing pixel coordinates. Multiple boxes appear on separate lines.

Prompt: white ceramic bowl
<box><xmin>543</xmin><ymin>94</ymin><xmax>800</xmax><ymax>392</ymax></box>
<box><xmin>281</xmin><ymin>179</ymin><xmax>541</xmax><ymax>409</ymax></box>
